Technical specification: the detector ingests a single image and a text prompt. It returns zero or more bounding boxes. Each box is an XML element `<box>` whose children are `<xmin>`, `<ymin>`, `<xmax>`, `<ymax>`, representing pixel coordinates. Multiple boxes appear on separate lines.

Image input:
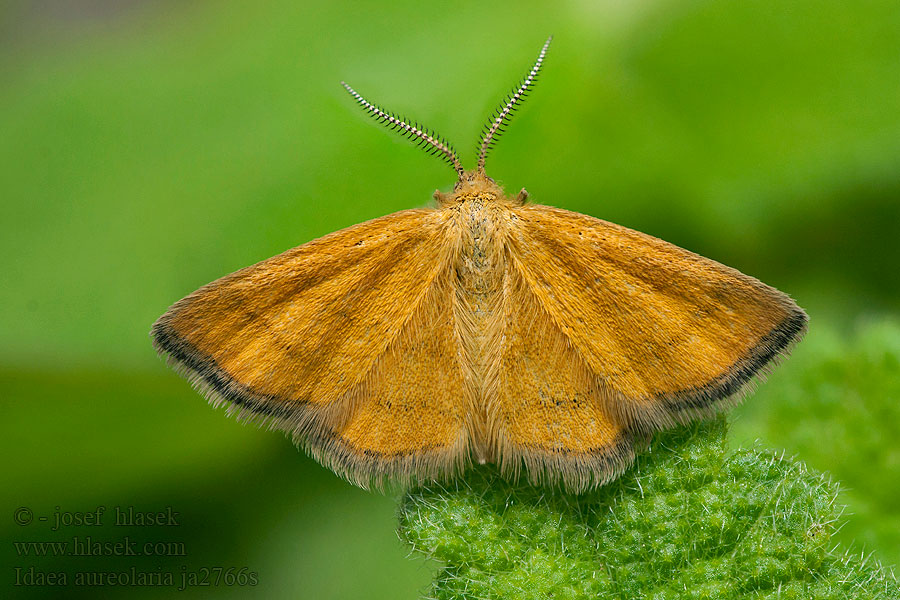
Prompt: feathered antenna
<box><xmin>476</xmin><ymin>36</ymin><xmax>552</xmax><ymax>175</ymax></box>
<box><xmin>341</xmin><ymin>82</ymin><xmax>464</xmax><ymax>177</ymax></box>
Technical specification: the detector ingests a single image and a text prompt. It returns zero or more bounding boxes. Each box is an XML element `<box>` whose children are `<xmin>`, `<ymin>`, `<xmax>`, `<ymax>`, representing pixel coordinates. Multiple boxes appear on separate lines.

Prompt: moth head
<box><xmin>342</xmin><ymin>36</ymin><xmax>551</xmax><ymax>207</ymax></box>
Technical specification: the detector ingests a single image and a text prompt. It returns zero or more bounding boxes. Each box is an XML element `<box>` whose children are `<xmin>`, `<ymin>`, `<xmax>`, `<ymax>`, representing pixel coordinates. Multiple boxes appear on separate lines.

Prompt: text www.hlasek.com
<box><xmin>15</xmin><ymin>536</ymin><xmax>186</xmax><ymax>557</ymax></box>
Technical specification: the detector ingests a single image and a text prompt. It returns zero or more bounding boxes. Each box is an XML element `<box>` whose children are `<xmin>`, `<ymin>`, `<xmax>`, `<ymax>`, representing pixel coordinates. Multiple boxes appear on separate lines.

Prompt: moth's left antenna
<box><xmin>342</xmin><ymin>82</ymin><xmax>464</xmax><ymax>177</ymax></box>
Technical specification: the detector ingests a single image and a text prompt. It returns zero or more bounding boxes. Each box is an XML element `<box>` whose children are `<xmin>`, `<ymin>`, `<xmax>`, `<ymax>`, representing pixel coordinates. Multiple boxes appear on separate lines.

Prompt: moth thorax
<box><xmin>456</xmin><ymin>199</ymin><xmax>506</xmax><ymax>296</ymax></box>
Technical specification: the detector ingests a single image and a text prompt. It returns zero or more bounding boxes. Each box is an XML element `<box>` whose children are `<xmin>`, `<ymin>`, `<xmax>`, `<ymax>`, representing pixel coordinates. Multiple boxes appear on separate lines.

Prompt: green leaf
<box><xmin>732</xmin><ymin>319</ymin><xmax>900</xmax><ymax>561</ymax></box>
<box><xmin>400</xmin><ymin>417</ymin><xmax>898</xmax><ymax>599</ymax></box>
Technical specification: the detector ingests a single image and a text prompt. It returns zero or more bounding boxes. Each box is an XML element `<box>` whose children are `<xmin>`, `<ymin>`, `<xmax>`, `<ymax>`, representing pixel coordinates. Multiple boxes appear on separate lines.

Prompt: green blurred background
<box><xmin>2</xmin><ymin>0</ymin><xmax>898</xmax><ymax>598</ymax></box>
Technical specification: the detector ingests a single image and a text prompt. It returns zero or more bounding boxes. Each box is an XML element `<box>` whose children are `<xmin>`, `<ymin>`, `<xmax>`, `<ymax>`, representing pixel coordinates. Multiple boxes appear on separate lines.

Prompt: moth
<box><xmin>152</xmin><ymin>37</ymin><xmax>807</xmax><ymax>492</ymax></box>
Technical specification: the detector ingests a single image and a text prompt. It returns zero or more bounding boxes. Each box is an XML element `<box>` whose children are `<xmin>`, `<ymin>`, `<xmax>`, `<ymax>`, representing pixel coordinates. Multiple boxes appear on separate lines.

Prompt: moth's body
<box><xmin>443</xmin><ymin>175</ymin><xmax>515</xmax><ymax>463</ymax></box>
<box><xmin>152</xmin><ymin>38</ymin><xmax>807</xmax><ymax>491</ymax></box>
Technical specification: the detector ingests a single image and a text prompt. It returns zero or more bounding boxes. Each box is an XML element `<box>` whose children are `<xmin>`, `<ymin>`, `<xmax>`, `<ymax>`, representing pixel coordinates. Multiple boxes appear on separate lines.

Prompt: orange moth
<box><xmin>152</xmin><ymin>37</ymin><xmax>807</xmax><ymax>492</ymax></box>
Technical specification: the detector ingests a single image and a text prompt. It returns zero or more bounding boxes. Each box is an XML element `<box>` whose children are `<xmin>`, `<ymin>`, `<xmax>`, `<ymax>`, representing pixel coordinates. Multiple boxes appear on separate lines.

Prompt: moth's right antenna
<box><xmin>477</xmin><ymin>36</ymin><xmax>552</xmax><ymax>175</ymax></box>
<box><xmin>342</xmin><ymin>82</ymin><xmax>464</xmax><ymax>177</ymax></box>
